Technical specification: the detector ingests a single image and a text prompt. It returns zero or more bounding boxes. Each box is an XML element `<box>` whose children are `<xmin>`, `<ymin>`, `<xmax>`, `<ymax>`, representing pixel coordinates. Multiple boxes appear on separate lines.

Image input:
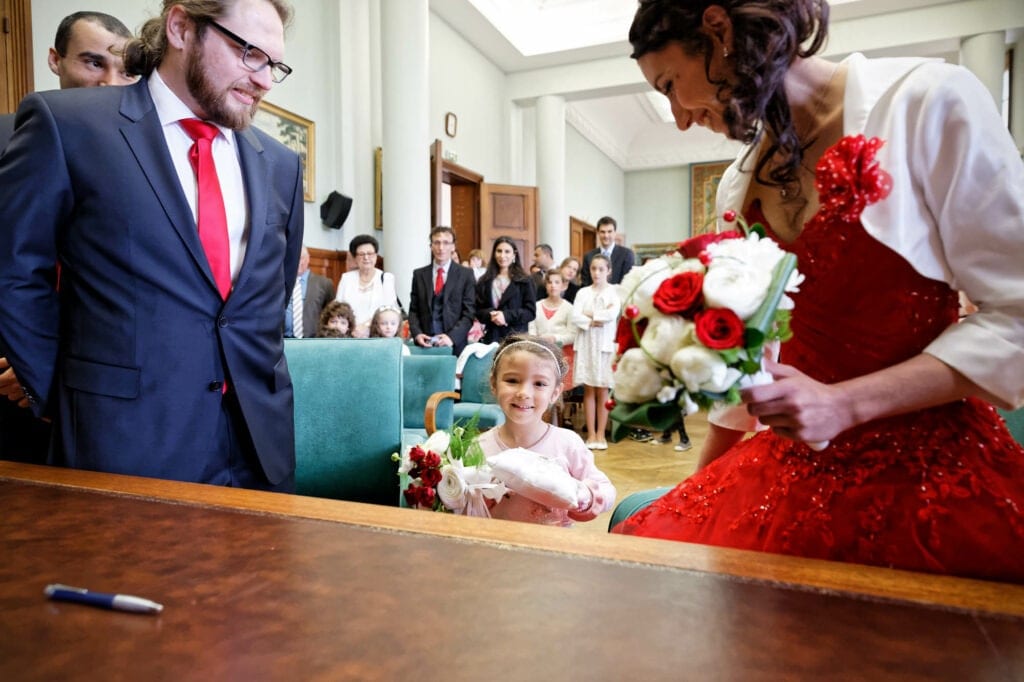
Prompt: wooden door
<box><xmin>480</xmin><ymin>183</ymin><xmax>537</xmax><ymax>271</ymax></box>
<box><xmin>569</xmin><ymin>216</ymin><xmax>596</xmax><ymax>263</ymax></box>
<box><xmin>1</xmin><ymin>0</ymin><xmax>33</xmax><ymax>114</ymax></box>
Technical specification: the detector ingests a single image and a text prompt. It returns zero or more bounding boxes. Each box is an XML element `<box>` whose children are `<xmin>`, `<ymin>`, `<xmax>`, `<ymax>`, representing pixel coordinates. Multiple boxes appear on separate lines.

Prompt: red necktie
<box><xmin>434</xmin><ymin>267</ymin><xmax>444</xmax><ymax>295</ymax></box>
<box><xmin>180</xmin><ymin>119</ymin><xmax>232</xmax><ymax>300</ymax></box>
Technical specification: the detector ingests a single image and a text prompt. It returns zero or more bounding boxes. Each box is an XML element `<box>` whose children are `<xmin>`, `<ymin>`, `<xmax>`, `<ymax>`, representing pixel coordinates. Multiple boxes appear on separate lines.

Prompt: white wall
<box><xmin>625</xmin><ymin>166</ymin><xmax>690</xmax><ymax>248</ymax></box>
<box><xmin>429</xmin><ymin>13</ymin><xmax>507</xmax><ymax>182</ymax></box>
<box><xmin>565</xmin><ymin>125</ymin><xmax>624</xmax><ymax>238</ymax></box>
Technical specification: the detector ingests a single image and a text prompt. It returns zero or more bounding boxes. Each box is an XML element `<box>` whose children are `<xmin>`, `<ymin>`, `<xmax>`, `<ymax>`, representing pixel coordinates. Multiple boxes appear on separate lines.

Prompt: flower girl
<box><xmin>571</xmin><ymin>255</ymin><xmax>621</xmax><ymax>449</ymax></box>
<box><xmin>474</xmin><ymin>334</ymin><xmax>616</xmax><ymax>526</ymax></box>
<box><xmin>528</xmin><ymin>269</ymin><xmax>577</xmax><ymax>394</ymax></box>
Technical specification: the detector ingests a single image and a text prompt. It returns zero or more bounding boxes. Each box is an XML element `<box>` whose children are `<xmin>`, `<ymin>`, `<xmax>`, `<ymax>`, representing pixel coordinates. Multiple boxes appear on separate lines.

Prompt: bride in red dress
<box><xmin>612</xmin><ymin>0</ymin><xmax>1024</xmax><ymax>582</ymax></box>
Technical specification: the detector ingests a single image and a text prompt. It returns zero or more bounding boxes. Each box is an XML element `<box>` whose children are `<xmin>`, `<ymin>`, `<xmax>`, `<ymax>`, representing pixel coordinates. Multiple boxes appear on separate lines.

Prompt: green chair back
<box><xmin>285</xmin><ymin>337</ymin><xmax>403</xmax><ymax>505</ymax></box>
<box><xmin>402</xmin><ymin>354</ymin><xmax>456</xmax><ymax>433</ymax></box>
<box><xmin>453</xmin><ymin>346</ymin><xmax>505</xmax><ymax>428</ymax></box>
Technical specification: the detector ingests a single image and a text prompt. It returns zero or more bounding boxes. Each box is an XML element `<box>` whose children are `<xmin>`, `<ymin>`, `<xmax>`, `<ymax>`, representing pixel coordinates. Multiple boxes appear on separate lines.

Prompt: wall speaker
<box><xmin>320</xmin><ymin>191</ymin><xmax>353</xmax><ymax>229</ymax></box>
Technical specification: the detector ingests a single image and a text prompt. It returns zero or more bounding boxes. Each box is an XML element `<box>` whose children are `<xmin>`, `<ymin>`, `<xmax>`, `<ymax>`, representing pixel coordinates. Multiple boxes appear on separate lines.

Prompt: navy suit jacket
<box><xmin>407</xmin><ymin>262</ymin><xmax>477</xmax><ymax>357</ymax></box>
<box><xmin>0</xmin><ymin>80</ymin><xmax>304</xmax><ymax>485</ymax></box>
<box><xmin>581</xmin><ymin>244</ymin><xmax>636</xmax><ymax>286</ymax></box>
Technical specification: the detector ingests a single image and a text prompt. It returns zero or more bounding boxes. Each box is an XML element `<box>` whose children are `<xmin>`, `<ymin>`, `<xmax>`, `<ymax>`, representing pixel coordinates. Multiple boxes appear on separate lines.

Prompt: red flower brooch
<box><xmin>814</xmin><ymin>134</ymin><xmax>893</xmax><ymax>223</ymax></box>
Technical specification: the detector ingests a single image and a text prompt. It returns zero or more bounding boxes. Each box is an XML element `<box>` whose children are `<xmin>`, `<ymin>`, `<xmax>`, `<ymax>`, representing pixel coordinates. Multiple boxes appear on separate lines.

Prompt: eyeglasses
<box><xmin>355</xmin><ymin>250</ymin><xmax>377</xmax><ymax>259</ymax></box>
<box><xmin>431</xmin><ymin>240</ymin><xmax>454</xmax><ymax>247</ymax></box>
<box><xmin>207</xmin><ymin>20</ymin><xmax>293</xmax><ymax>84</ymax></box>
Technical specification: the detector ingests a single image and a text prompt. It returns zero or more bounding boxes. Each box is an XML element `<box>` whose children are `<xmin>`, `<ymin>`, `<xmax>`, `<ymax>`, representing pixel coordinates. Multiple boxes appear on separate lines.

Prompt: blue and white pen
<box><xmin>44</xmin><ymin>584</ymin><xmax>163</xmax><ymax>614</ymax></box>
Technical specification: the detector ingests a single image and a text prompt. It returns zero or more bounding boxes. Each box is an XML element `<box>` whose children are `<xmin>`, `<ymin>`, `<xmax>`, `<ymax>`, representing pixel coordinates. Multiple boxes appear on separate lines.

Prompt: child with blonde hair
<box><xmin>474</xmin><ymin>334</ymin><xmax>615</xmax><ymax>526</ymax></box>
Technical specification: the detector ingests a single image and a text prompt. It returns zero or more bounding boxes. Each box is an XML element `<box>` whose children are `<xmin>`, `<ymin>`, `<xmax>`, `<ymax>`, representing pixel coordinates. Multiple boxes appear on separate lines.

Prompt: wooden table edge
<box><xmin>3</xmin><ymin>461</ymin><xmax>1022</xmax><ymax>618</ymax></box>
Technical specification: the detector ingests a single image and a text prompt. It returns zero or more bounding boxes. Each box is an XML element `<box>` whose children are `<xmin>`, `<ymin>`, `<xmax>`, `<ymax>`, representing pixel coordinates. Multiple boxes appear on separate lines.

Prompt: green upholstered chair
<box><xmin>452</xmin><ymin>346</ymin><xmax>505</xmax><ymax>429</ymax></box>
<box><xmin>998</xmin><ymin>407</ymin><xmax>1024</xmax><ymax>445</ymax></box>
<box><xmin>285</xmin><ymin>337</ymin><xmax>403</xmax><ymax>505</ymax></box>
<box><xmin>406</xmin><ymin>342</ymin><xmax>454</xmax><ymax>356</ymax></box>
<box><xmin>607</xmin><ymin>487</ymin><xmax>673</xmax><ymax>531</ymax></box>
<box><xmin>401</xmin><ymin>354</ymin><xmax>457</xmax><ymax>446</ymax></box>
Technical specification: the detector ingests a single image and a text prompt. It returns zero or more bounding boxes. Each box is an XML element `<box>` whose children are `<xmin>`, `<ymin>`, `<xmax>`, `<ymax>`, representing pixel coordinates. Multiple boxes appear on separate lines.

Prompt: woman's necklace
<box><xmin>357</xmin><ymin>271</ymin><xmax>375</xmax><ymax>292</ymax></box>
<box><xmin>497</xmin><ymin>423</ymin><xmax>551</xmax><ymax>450</ymax></box>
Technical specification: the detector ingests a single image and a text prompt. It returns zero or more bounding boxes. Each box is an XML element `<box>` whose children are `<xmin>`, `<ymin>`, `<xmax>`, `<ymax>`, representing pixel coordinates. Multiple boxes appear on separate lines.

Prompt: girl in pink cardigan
<box><xmin>474</xmin><ymin>334</ymin><xmax>616</xmax><ymax>526</ymax></box>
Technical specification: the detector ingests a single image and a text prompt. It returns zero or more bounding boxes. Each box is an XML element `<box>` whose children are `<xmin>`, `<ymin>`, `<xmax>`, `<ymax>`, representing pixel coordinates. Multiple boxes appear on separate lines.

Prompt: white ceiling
<box><xmin>429</xmin><ymin>0</ymin><xmax>1022</xmax><ymax>170</ymax></box>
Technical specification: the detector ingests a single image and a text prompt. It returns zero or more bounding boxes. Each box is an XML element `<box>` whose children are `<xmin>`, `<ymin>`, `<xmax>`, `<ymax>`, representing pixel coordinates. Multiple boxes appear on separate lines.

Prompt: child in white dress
<box><xmin>528</xmin><ymin>270</ymin><xmax>577</xmax><ymax>394</ymax></box>
<box><xmin>571</xmin><ymin>255</ymin><xmax>621</xmax><ymax>450</ymax></box>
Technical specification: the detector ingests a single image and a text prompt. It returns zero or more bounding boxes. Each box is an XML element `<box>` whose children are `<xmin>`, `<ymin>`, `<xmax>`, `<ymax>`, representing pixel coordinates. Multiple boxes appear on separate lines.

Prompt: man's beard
<box><xmin>185</xmin><ymin>42</ymin><xmax>262</xmax><ymax>130</ymax></box>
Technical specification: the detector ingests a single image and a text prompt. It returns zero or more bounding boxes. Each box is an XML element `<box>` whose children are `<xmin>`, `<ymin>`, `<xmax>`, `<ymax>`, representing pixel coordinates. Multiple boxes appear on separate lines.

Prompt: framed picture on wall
<box><xmin>690</xmin><ymin>160</ymin><xmax>731</xmax><ymax>236</ymax></box>
<box><xmin>252</xmin><ymin>101</ymin><xmax>315</xmax><ymax>202</ymax></box>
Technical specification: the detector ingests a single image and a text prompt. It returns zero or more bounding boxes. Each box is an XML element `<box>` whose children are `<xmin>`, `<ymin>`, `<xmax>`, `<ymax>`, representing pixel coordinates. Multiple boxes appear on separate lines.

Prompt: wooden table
<box><xmin>1</xmin><ymin>461</ymin><xmax>1022</xmax><ymax>681</ymax></box>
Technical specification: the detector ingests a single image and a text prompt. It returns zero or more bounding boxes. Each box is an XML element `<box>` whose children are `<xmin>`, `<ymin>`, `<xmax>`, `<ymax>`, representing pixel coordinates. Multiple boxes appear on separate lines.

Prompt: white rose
<box><xmin>423</xmin><ymin>430</ymin><xmax>451</xmax><ymax>456</ymax></box>
<box><xmin>437</xmin><ymin>464</ymin><xmax>468</xmax><ymax>512</ymax></box>
<box><xmin>702</xmin><ymin>263</ymin><xmax>771</xmax><ymax>320</ymax></box>
<box><xmin>618</xmin><ymin>258</ymin><xmax>674</xmax><ymax>319</ymax></box>
<box><xmin>640</xmin><ymin>313</ymin><xmax>694</xmax><ymax>367</ymax></box>
<box><xmin>612</xmin><ymin>348</ymin><xmax>664</xmax><ymax>404</ymax></box>
<box><xmin>670</xmin><ymin>345</ymin><xmax>742</xmax><ymax>394</ymax></box>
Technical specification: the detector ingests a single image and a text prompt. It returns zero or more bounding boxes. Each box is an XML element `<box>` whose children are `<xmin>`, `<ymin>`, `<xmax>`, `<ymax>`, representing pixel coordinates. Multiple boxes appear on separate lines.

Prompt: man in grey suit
<box><xmin>0</xmin><ymin>11</ymin><xmax>135</xmax><ymax>465</ymax></box>
<box><xmin>581</xmin><ymin>216</ymin><xmax>636</xmax><ymax>286</ymax></box>
<box><xmin>0</xmin><ymin>0</ymin><xmax>303</xmax><ymax>489</ymax></box>
<box><xmin>285</xmin><ymin>246</ymin><xmax>335</xmax><ymax>338</ymax></box>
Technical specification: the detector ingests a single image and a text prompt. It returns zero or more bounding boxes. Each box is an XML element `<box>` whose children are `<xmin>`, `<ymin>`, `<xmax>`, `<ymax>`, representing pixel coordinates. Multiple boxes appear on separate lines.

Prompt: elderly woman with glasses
<box><xmin>335</xmin><ymin>234</ymin><xmax>400</xmax><ymax>338</ymax></box>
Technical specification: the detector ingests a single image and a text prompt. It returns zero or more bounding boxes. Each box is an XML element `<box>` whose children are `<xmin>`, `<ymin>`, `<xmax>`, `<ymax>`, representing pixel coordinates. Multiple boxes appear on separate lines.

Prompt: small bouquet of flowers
<box><xmin>393</xmin><ymin>422</ymin><xmax>507</xmax><ymax>517</ymax></box>
<box><xmin>609</xmin><ymin>213</ymin><xmax>802</xmax><ymax>429</ymax></box>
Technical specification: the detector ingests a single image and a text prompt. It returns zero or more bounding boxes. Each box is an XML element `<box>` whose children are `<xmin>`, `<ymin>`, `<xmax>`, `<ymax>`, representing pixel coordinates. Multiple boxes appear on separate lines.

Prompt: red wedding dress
<box><xmin>613</xmin><ymin>175</ymin><xmax>1024</xmax><ymax>583</ymax></box>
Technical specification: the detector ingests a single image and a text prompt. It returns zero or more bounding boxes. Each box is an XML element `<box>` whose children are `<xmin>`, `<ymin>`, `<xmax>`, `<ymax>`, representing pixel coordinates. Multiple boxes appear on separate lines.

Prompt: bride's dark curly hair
<box><xmin>629</xmin><ymin>0</ymin><xmax>829</xmax><ymax>191</ymax></box>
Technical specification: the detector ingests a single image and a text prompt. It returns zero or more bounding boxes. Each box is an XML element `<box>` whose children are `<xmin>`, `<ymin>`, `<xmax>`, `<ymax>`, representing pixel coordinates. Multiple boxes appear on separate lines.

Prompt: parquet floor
<box><xmin>561</xmin><ymin>409</ymin><xmax>708</xmax><ymax>538</ymax></box>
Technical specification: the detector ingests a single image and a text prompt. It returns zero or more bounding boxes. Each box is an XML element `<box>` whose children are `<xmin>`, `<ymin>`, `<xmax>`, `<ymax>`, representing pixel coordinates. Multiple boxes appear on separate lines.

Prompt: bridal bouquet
<box><xmin>609</xmin><ymin>213</ymin><xmax>802</xmax><ymax>428</ymax></box>
<box><xmin>393</xmin><ymin>422</ymin><xmax>506</xmax><ymax>517</ymax></box>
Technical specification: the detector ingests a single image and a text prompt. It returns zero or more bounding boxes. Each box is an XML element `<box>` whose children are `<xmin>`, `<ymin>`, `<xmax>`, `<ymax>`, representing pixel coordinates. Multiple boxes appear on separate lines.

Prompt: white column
<box><xmin>535</xmin><ymin>95</ymin><xmax>568</xmax><ymax>262</ymax></box>
<box><xmin>1012</xmin><ymin>39</ymin><xmax>1024</xmax><ymax>152</ymax></box>
<box><xmin>336</xmin><ymin>0</ymin><xmax>373</xmax><ymax>248</ymax></box>
<box><xmin>960</xmin><ymin>32</ymin><xmax>1006</xmax><ymax>108</ymax></box>
<box><xmin>380</xmin><ymin>0</ymin><xmax>431</xmax><ymax>304</ymax></box>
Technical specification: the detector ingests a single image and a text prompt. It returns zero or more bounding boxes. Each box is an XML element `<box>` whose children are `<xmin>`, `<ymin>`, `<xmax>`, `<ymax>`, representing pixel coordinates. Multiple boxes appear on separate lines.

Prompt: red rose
<box><xmin>409</xmin><ymin>445</ymin><xmax>426</xmax><ymax>464</ymax></box>
<box><xmin>422</xmin><ymin>451</ymin><xmax>442</xmax><ymax>469</ymax></box>
<box><xmin>677</xmin><ymin>230</ymin><xmax>743</xmax><ymax>259</ymax></box>
<box><xmin>417</xmin><ymin>486</ymin><xmax>437</xmax><ymax>508</ymax></box>
<box><xmin>615</xmin><ymin>316</ymin><xmax>646</xmax><ymax>355</ymax></box>
<box><xmin>694</xmin><ymin>308</ymin><xmax>745</xmax><ymax>350</ymax></box>
<box><xmin>814</xmin><ymin>134</ymin><xmax>892</xmax><ymax>224</ymax></box>
<box><xmin>653</xmin><ymin>271</ymin><xmax>704</xmax><ymax>316</ymax></box>
<box><xmin>420</xmin><ymin>466</ymin><xmax>443</xmax><ymax>487</ymax></box>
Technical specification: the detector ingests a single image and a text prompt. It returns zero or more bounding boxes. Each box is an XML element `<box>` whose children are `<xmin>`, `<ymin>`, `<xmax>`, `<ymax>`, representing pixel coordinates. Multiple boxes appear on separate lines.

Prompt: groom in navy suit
<box><xmin>0</xmin><ymin>0</ymin><xmax>302</xmax><ymax>490</ymax></box>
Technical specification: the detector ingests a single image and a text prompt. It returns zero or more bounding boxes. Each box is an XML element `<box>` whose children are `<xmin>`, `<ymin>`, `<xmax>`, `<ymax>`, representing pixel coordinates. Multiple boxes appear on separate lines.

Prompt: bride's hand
<box><xmin>740</xmin><ymin>359</ymin><xmax>853</xmax><ymax>445</ymax></box>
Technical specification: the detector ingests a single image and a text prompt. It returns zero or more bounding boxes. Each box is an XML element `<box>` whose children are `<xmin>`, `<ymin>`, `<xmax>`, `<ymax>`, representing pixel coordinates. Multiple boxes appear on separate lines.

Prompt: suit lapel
<box><xmin>118</xmin><ymin>81</ymin><xmax>217</xmax><ymax>292</ymax></box>
<box><xmin>228</xmin><ymin>127</ymin><xmax>267</xmax><ymax>298</ymax></box>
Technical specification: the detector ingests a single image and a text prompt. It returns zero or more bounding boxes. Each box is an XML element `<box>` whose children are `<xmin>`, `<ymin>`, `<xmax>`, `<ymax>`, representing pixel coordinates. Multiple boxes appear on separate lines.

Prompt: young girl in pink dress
<box><xmin>474</xmin><ymin>334</ymin><xmax>616</xmax><ymax>526</ymax></box>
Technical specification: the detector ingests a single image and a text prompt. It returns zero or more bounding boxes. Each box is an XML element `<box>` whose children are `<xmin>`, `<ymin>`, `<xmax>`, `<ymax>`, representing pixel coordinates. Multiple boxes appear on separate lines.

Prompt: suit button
<box><xmin>217</xmin><ymin>316</ymin><xmax>228</xmax><ymax>328</ymax></box>
<box><xmin>208</xmin><ymin>381</ymin><xmax>224</xmax><ymax>391</ymax></box>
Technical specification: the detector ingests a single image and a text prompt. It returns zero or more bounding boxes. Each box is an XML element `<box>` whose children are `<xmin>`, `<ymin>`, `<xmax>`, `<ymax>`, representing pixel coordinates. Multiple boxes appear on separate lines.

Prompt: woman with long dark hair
<box><xmin>474</xmin><ymin>237</ymin><xmax>536</xmax><ymax>344</ymax></box>
<box><xmin>612</xmin><ymin>0</ymin><xmax>1024</xmax><ymax>582</ymax></box>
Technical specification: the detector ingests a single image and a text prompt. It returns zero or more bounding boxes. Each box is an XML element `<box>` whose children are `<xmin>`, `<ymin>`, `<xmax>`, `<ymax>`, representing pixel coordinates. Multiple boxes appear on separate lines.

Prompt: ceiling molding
<box><xmin>565</xmin><ymin>104</ymin><xmax>629</xmax><ymax>168</ymax></box>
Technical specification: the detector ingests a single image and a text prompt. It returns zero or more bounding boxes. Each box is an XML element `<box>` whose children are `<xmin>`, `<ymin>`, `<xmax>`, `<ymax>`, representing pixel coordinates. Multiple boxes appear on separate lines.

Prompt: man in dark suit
<box><xmin>285</xmin><ymin>246</ymin><xmax>335</xmax><ymax>338</ymax></box>
<box><xmin>1</xmin><ymin>12</ymin><xmax>136</xmax><ymax>150</ymax></box>
<box><xmin>0</xmin><ymin>11</ymin><xmax>135</xmax><ymax>465</ymax></box>
<box><xmin>530</xmin><ymin>243</ymin><xmax>555</xmax><ymax>299</ymax></box>
<box><xmin>0</xmin><ymin>0</ymin><xmax>303</xmax><ymax>490</ymax></box>
<box><xmin>408</xmin><ymin>226</ymin><xmax>477</xmax><ymax>357</ymax></box>
<box><xmin>581</xmin><ymin>216</ymin><xmax>636</xmax><ymax>286</ymax></box>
